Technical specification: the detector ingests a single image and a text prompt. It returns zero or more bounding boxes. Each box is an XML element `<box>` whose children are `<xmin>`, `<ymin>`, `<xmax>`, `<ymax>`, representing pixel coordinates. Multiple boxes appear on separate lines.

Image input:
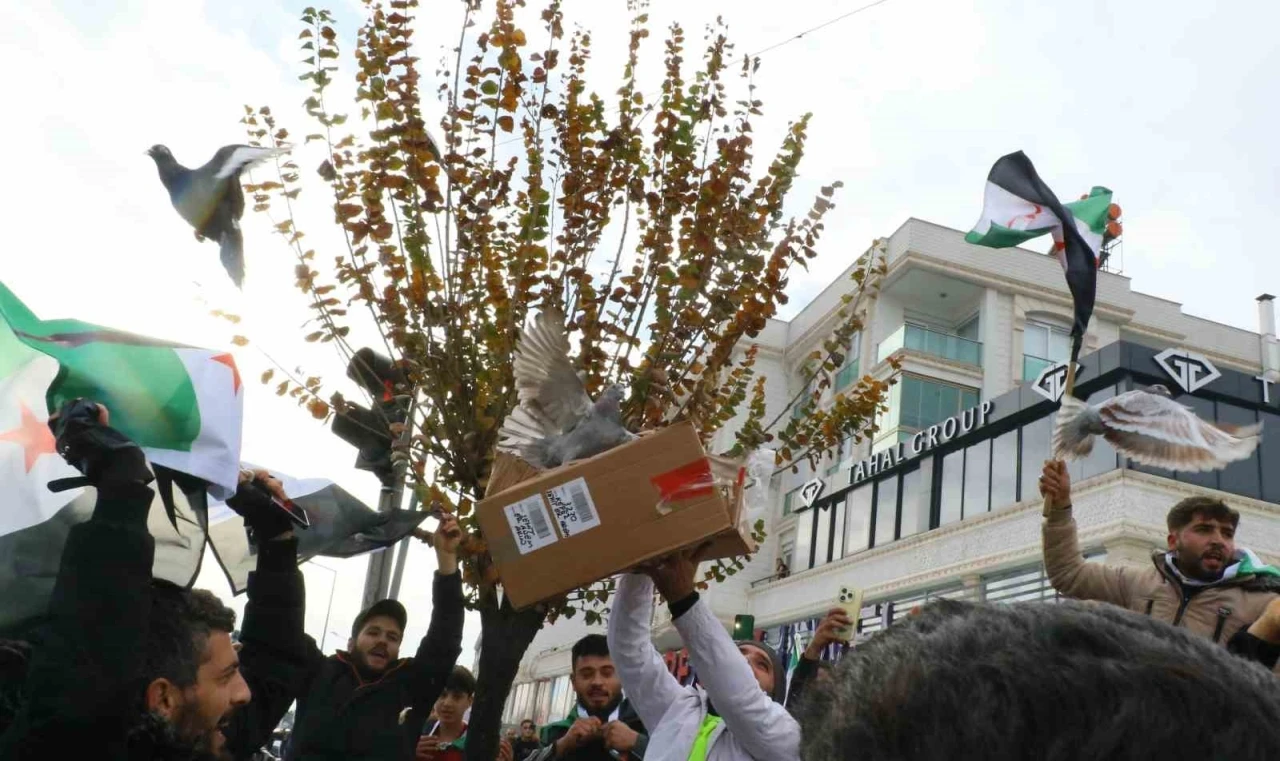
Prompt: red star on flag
<box><xmin>212</xmin><ymin>353</ymin><xmax>242</xmax><ymax>393</ymax></box>
<box><xmin>0</xmin><ymin>403</ymin><xmax>57</xmax><ymax>473</ymax></box>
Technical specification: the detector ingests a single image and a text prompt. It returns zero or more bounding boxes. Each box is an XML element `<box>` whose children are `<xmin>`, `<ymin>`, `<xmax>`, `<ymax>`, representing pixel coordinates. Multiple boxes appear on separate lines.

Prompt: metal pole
<box><xmin>360</xmin><ymin>397</ymin><xmax>418</xmax><ymax>610</ymax></box>
<box><xmin>313</xmin><ymin>562</ymin><xmax>338</xmax><ymax>652</ymax></box>
<box><xmin>387</xmin><ymin>490</ymin><xmax>420</xmax><ymax>601</ymax></box>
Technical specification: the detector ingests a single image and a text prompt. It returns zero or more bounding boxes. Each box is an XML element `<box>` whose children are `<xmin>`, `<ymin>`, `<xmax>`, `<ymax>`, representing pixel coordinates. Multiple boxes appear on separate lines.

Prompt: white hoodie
<box><xmin>606</xmin><ymin>574</ymin><xmax>801</xmax><ymax>761</ymax></box>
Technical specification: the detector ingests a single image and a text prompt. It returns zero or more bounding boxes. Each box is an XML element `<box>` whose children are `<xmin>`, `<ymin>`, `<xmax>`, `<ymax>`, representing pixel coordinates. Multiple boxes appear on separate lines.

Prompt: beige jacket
<box><xmin>1042</xmin><ymin>507</ymin><xmax>1280</xmax><ymax>652</ymax></box>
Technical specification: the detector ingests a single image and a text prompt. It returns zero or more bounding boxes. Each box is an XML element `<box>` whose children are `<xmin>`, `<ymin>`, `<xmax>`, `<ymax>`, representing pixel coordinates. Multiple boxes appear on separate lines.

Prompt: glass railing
<box><xmin>1022</xmin><ymin>354</ymin><xmax>1055</xmax><ymax>380</ymax></box>
<box><xmin>877</xmin><ymin>324</ymin><xmax>982</xmax><ymax>366</ymax></box>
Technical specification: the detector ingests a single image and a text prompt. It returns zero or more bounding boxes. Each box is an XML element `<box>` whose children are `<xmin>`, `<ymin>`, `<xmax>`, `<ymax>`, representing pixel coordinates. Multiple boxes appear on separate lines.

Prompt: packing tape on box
<box><xmin>651</xmin><ymin>458</ymin><xmax>743</xmax><ymax>516</ymax></box>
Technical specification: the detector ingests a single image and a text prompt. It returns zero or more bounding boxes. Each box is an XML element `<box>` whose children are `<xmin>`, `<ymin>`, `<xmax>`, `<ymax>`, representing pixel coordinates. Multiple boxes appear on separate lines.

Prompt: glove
<box><xmin>49</xmin><ymin>398</ymin><xmax>153</xmax><ymax>488</ymax></box>
<box><xmin>226</xmin><ymin>472</ymin><xmax>296</xmax><ymax>540</ymax></box>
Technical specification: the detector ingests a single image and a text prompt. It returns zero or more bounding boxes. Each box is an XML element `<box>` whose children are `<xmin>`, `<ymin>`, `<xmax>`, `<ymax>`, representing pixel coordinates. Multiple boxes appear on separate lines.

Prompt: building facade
<box><xmin>497</xmin><ymin>218</ymin><xmax>1280</xmax><ymax>727</ymax></box>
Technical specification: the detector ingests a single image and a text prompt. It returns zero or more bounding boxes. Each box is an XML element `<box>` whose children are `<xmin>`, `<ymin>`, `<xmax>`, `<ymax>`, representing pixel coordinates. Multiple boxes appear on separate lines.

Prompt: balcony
<box><xmin>877</xmin><ymin>324</ymin><xmax>982</xmax><ymax>366</ymax></box>
<box><xmin>1022</xmin><ymin>354</ymin><xmax>1055</xmax><ymax>381</ymax></box>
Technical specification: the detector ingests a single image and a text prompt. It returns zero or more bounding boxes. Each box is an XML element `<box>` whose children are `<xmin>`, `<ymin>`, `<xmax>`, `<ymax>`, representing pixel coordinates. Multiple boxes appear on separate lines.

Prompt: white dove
<box><xmin>496</xmin><ymin>307</ymin><xmax>636</xmax><ymax>468</ymax></box>
<box><xmin>1053</xmin><ymin>384</ymin><xmax>1261</xmax><ymax>471</ymax></box>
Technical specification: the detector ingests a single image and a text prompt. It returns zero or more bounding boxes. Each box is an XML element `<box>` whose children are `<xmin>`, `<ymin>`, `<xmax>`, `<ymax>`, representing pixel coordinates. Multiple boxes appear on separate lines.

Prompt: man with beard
<box><xmin>531</xmin><ymin>635</ymin><xmax>648</xmax><ymax>761</ymax></box>
<box><xmin>0</xmin><ymin>401</ymin><xmax>256</xmax><ymax>760</ymax></box>
<box><xmin>1040</xmin><ymin>460</ymin><xmax>1280</xmax><ymax>667</ymax></box>
<box><xmin>284</xmin><ymin>512</ymin><xmax>465</xmax><ymax>760</ymax></box>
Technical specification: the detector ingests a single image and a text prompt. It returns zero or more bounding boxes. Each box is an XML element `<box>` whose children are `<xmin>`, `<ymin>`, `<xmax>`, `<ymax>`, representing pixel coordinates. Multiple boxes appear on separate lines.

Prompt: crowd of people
<box><xmin>2</xmin><ymin>400</ymin><xmax>1280</xmax><ymax>760</ymax></box>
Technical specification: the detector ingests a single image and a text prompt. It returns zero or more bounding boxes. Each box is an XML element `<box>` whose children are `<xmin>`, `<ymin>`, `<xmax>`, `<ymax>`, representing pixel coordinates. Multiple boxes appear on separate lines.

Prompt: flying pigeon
<box><xmin>496</xmin><ymin>307</ymin><xmax>636</xmax><ymax>468</ymax></box>
<box><xmin>146</xmin><ymin>144</ymin><xmax>289</xmax><ymax>288</ymax></box>
<box><xmin>1053</xmin><ymin>384</ymin><xmax>1261</xmax><ymax>471</ymax></box>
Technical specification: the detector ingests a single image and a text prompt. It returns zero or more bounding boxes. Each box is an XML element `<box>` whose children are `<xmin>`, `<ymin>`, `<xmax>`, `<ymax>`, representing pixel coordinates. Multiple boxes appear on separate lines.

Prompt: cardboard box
<box><xmin>477</xmin><ymin>422</ymin><xmax>751</xmax><ymax>609</ymax></box>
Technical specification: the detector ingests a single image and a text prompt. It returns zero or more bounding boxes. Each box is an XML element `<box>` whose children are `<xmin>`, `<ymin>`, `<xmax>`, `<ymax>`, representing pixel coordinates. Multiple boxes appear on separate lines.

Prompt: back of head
<box><xmin>799</xmin><ymin>599</ymin><xmax>1280</xmax><ymax>761</ymax></box>
<box><xmin>144</xmin><ymin>580</ymin><xmax>237</xmax><ymax>694</ymax></box>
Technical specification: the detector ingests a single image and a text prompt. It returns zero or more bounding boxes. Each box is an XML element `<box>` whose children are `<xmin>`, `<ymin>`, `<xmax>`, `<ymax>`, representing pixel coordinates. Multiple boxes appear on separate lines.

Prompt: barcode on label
<box><xmin>528</xmin><ymin>502</ymin><xmax>553</xmax><ymax>539</ymax></box>
<box><xmin>502</xmin><ymin>494</ymin><xmax>558</xmax><ymax>555</ymax></box>
<box><xmin>544</xmin><ymin>477</ymin><xmax>601</xmax><ymax>538</ymax></box>
<box><xmin>568</xmin><ymin>482</ymin><xmax>593</xmax><ymax>524</ymax></box>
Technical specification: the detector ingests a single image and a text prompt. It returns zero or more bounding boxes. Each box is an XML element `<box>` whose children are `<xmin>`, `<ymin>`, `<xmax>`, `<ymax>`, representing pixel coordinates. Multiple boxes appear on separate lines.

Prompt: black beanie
<box><xmin>736</xmin><ymin>639</ymin><xmax>787</xmax><ymax>704</ymax></box>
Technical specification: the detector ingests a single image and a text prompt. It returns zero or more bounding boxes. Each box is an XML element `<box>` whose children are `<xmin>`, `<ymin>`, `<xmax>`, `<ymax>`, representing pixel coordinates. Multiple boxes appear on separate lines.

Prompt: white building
<box><xmin>498</xmin><ymin>218</ymin><xmax>1280</xmax><ymax>727</ymax></box>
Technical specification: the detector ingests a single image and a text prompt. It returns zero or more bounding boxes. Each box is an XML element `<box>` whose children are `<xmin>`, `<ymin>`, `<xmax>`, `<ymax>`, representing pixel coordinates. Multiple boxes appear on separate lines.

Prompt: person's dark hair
<box><xmin>799</xmin><ymin>599</ymin><xmax>1280</xmax><ymax>760</ymax></box>
<box><xmin>0</xmin><ymin>639</ymin><xmax>31</xmax><ymax>736</ymax></box>
<box><xmin>521</xmin><ymin>718</ymin><xmax>535</xmax><ymax>729</ymax></box>
<box><xmin>571</xmin><ymin>634</ymin><xmax>609</xmax><ymax>670</ymax></box>
<box><xmin>1167</xmin><ymin>496</ymin><xmax>1239</xmax><ymax>532</ymax></box>
<box><xmin>144</xmin><ymin>581</ymin><xmax>237</xmax><ymax>689</ymax></box>
<box><xmin>444</xmin><ymin>665</ymin><xmax>476</xmax><ymax>696</ymax></box>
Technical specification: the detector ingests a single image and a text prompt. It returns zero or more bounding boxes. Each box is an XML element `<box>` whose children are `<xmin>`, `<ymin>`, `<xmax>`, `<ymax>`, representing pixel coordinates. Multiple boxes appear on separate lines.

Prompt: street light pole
<box><xmin>311</xmin><ymin>561</ymin><xmax>339</xmax><ymax>652</ymax></box>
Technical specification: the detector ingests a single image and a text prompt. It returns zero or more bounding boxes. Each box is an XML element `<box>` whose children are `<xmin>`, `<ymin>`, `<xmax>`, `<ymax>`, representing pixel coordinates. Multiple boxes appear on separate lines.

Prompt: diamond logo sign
<box><xmin>798</xmin><ymin>478</ymin><xmax>825</xmax><ymax>511</ymax></box>
<box><xmin>1154</xmin><ymin>348</ymin><xmax>1221</xmax><ymax>394</ymax></box>
<box><xmin>1032</xmin><ymin>361</ymin><xmax>1083</xmax><ymax>403</ymax></box>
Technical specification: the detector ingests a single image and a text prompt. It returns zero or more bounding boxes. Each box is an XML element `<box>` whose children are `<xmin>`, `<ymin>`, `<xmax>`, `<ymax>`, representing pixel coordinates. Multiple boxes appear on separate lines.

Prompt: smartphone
<box><xmin>835</xmin><ymin>585</ymin><xmax>863</xmax><ymax>642</ymax></box>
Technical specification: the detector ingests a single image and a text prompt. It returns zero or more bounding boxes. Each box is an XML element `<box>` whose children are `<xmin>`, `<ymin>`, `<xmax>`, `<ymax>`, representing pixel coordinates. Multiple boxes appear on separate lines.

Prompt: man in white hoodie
<box><xmin>607</xmin><ymin>549</ymin><xmax>799</xmax><ymax>761</ymax></box>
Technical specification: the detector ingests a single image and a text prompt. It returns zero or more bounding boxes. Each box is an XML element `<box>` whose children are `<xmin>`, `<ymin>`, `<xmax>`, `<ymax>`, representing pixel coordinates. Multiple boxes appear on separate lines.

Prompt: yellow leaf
<box><xmin>261</xmin><ymin>369</ymin><xmax>275</xmax><ymax>384</ymax></box>
<box><xmin>231</xmin><ymin>335</ymin><xmax>249</xmax><ymax>347</ymax></box>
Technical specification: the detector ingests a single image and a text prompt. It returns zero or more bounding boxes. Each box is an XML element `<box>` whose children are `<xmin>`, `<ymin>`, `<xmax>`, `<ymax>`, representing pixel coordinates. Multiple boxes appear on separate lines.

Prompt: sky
<box><xmin>2</xmin><ymin>0</ymin><xmax>1278</xmax><ymax>658</ymax></box>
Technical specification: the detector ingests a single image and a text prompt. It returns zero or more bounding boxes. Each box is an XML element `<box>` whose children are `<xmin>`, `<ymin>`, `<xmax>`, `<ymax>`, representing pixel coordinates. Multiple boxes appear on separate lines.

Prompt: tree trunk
<box><xmin>465</xmin><ymin>452</ymin><xmax>550</xmax><ymax>761</ymax></box>
<box><xmin>464</xmin><ymin>594</ymin><xmax>546</xmax><ymax>761</ymax></box>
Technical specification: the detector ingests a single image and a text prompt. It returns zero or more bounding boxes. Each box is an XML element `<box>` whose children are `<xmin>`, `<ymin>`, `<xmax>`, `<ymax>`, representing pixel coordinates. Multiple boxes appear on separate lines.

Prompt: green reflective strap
<box><xmin>687</xmin><ymin>715</ymin><xmax>723</xmax><ymax>761</ymax></box>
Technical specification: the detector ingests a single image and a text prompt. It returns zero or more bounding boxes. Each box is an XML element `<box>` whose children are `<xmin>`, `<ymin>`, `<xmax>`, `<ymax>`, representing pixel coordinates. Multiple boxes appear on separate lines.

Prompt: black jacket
<box><xmin>0</xmin><ymin>481</ymin><xmax>312</xmax><ymax>760</ymax></box>
<box><xmin>530</xmin><ymin>699</ymin><xmax>648</xmax><ymax>761</ymax></box>
<box><xmin>287</xmin><ymin>571</ymin><xmax>465</xmax><ymax>761</ymax></box>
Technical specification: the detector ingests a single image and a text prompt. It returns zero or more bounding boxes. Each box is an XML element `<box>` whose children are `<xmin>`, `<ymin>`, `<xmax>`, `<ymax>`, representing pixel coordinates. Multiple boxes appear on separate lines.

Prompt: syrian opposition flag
<box><xmin>965</xmin><ymin>152</ymin><xmax>1114</xmax><ymax>347</ymax></box>
<box><xmin>206</xmin><ymin>466</ymin><xmax>429</xmax><ymax>593</ymax></box>
<box><xmin>0</xmin><ymin>282</ymin><xmax>243</xmax><ymax>498</ymax></box>
<box><xmin>0</xmin><ymin>345</ymin><xmax>213</xmax><ymax>634</ymax></box>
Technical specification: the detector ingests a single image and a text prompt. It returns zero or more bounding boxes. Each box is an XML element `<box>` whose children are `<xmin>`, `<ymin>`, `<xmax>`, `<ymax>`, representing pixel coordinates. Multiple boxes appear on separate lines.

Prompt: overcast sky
<box><xmin>2</xmin><ymin>0</ymin><xmax>1277</xmax><ymax>656</ymax></box>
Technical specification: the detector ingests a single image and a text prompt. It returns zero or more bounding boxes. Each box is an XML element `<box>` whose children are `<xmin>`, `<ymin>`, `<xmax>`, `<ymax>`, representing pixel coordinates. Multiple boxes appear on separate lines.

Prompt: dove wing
<box><xmin>1098</xmin><ymin>390</ymin><xmax>1261</xmax><ymax>472</ymax></box>
<box><xmin>207</xmin><ymin>144</ymin><xmax>290</xmax><ymax>181</ymax></box>
<box><xmin>512</xmin><ymin>307</ymin><xmax>592</xmax><ymax>433</ymax></box>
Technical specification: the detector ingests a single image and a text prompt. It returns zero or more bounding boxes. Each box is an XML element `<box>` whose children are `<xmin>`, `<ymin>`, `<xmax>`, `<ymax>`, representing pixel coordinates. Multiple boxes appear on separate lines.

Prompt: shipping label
<box><xmin>503</xmin><ymin>494</ymin><xmax>558</xmax><ymax>554</ymax></box>
<box><xmin>544</xmin><ymin>477</ymin><xmax>601</xmax><ymax>538</ymax></box>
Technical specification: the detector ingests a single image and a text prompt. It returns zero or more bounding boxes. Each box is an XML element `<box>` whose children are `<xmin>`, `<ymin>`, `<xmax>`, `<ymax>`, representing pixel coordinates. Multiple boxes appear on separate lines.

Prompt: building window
<box><xmin>963</xmin><ymin>439</ymin><xmax>991</xmax><ymax>517</ymax></box>
<box><xmin>898</xmin><ymin>375</ymin><xmax>981</xmax><ymax>431</ymax></box>
<box><xmin>794</xmin><ymin>509</ymin><xmax>814</xmax><ymax>569</ymax></box>
<box><xmin>1019</xmin><ymin>413</ymin><xmax>1053</xmax><ymax>503</ymax></box>
<box><xmin>956</xmin><ymin>314</ymin><xmax>980</xmax><ymax>341</ymax></box>
<box><xmin>843</xmin><ymin>483</ymin><xmax>873</xmax><ymax>557</ymax></box>
<box><xmin>835</xmin><ymin>333</ymin><xmax>862</xmax><ymax>390</ymax></box>
<box><xmin>990</xmin><ymin>429</ymin><xmax>1019</xmax><ymax>508</ymax></box>
<box><xmin>1023</xmin><ymin>320</ymin><xmax>1071</xmax><ymax>378</ymax></box>
<box><xmin>873</xmin><ymin>474</ymin><xmax>899</xmax><ymax>547</ymax></box>
<box><xmin>939</xmin><ymin>449</ymin><xmax>964</xmax><ymax>527</ymax></box>
<box><xmin>783</xmin><ymin>486</ymin><xmax>801</xmax><ymax>515</ymax></box>
<box><xmin>778</xmin><ymin>528</ymin><xmax>796</xmax><ymax>571</ymax></box>
<box><xmin>813</xmin><ymin>502</ymin><xmax>834</xmax><ymax>569</ymax></box>
<box><xmin>899</xmin><ymin>466</ymin><xmax>927</xmax><ymax>538</ymax></box>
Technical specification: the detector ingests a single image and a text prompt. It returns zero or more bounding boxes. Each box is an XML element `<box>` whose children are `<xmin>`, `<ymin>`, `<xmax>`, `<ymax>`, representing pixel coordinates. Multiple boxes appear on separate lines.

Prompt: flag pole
<box><xmin>1042</xmin><ymin>334</ymin><xmax>1083</xmax><ymax>518</ymax></box>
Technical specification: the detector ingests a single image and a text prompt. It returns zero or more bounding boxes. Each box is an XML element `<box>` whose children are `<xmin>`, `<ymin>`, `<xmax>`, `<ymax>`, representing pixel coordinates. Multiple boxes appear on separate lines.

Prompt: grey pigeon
<box><xmin>146</xmin><ymin>143</ymin><xmax>289</xmax><ymax>288</ymax></box>
<box><xmin>1054</xmin><ymin>384</ymin><xmax>1260</xmax><ymax>471</ymax></box>
<box><xmin>496</xmin><ymin>307</ymin><xmax>636</xmax><ymax>468</ymax></box>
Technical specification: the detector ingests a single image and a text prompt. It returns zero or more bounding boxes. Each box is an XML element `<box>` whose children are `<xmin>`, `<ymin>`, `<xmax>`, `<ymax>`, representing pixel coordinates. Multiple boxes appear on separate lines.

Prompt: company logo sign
<box><xmin>1155</xmin><ymin>349</ymin><xmax>1221</xmax><ymax>394</ymax></box>
<box><xmin>1031</xmin><ymin>361</ymin><xmax>1083</xmax><ymax>402</ymax></box>
<box><xmin>797</xmin><ymin>478</ymin><xmax>825</xmax><ymax>511</ymax></box>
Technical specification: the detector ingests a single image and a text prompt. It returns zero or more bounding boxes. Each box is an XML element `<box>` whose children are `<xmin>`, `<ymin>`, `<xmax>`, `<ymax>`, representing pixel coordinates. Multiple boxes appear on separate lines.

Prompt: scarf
<box><xmin>1163</xmin><ymin>547</ymin><xmax>1280</xmax><ymax>587</ymax></box>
